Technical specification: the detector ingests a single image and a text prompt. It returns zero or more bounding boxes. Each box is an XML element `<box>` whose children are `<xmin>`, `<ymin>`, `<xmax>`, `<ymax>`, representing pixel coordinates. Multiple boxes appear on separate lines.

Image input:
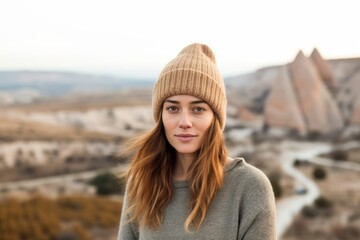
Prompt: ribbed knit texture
<box><xmin>152</xmin><ymin>43</ymin><xmax>227</xmax><ymax>129</ymax></box>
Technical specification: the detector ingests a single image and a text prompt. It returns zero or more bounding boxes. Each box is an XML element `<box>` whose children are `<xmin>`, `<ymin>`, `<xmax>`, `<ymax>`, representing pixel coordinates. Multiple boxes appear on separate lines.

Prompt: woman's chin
<box><xmin>174</xmin><ymin>148</ymin><xmax>199</xmax><ymax>156</ymax></box>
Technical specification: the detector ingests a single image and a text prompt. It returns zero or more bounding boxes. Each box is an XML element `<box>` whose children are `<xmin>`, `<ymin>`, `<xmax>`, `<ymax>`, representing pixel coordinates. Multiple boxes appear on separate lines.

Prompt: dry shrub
<box><xmin>301</xmin><ymin>205</ymin><xmax>318</xmax><ymax>218</ymax></box>
<box><xmin>314</xmin><ymin>196</ymin><xmax>333</xmax><ymax>209</ymax></box>
<box><xmin>0</xmin><ymin>196</ymin><xmax>60</xmax><ymax>240</ymax></box>
<box><xmin>0</xmin><ymin>195</ymin><xmax>122</xmax><ymax>240</ymax></box>
<box><xmin>313</xmin><ymin>166</ymin><xmax>327</xmax><ymax>180</ymax></box>
<box><xmin>331</xmin><ymin>224</ymin><xmax>360</xmax><ymax>240</ymax></box>
<box><xmin>329</xmin><ymin>150</ymin><xmax>348</xmax><ymax>161</ymax></box>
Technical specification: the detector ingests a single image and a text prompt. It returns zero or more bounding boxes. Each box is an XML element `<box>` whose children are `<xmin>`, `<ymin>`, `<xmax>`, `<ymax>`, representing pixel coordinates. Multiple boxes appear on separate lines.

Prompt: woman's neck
<box><xmin>173</xmin><ymin>152</ymin><xmax>197</xmax><ymax>181</ymax></box>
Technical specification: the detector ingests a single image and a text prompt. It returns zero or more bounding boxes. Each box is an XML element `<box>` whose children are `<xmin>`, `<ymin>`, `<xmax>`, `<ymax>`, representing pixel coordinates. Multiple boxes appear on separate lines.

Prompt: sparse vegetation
<box><xmin>0</xmin><ymin>195</ymin><xmax>122</xmax><ymax>240</ymax></box>
<box><xmin>283</xmin><ymin>153</ymin><xmax>360</xmax><ymax>240</ymax></box>
<box><xmin>314</xmin><ymin>196</ymin><xmax>333</xmax><ymax>209</ymax></box>
<box><xmin>301</xmin><ymin>205</ymin><xmax>318</xmax><ymax>218</ymax></box>
<box><xmin>331</xmin><ymin>150</ymin><xmax>348</xmax><ymax>161</ymax></box>
<box><xmin>293</xmin><ymin>159</ymin><xmax>302</xmax><ymax>167</ymax></box>
<box><xmin>301</xmin><ymin>196</ymin><xmax>333</xmax><ymax>219</ymax></box>
<box><xmin>313</xmin><ymin>166</ymin><xmax>327</xmax><ymax>180</ymax></box>
<box><xmin>90</xmin><ymin>172</ymin><xmax>125</xmax><ymax>195</ymax></box>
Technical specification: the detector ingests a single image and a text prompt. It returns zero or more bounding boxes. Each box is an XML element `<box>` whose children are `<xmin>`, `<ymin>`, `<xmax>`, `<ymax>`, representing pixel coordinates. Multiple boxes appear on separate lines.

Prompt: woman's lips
<box><xmin>175</xmin><ymin>134</ymin><xmax>197</xmax><ymax>142</ymax></box>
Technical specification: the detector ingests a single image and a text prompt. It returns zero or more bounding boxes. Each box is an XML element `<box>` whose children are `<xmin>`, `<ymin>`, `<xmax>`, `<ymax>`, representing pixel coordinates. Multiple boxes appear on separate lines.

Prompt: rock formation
<box><xmin>351</xmin><ymin>96</ymin><xmax>360</xmax><ymax>125</ymax></box>
<box><xmin>289</xmin><ymin>51</ymin><xmax>344</xmax><ymax>134</ymax></box>
<box><xmin>336</xmin><ymin>69</ymin><xmax>360</xmax><ymax>124</ymax></box>
<box><xmin>230</xmin><ymin>48</ymin><xmax>360</xmax><ymax>137</ymax></box>
<box><xmin>264</xmin><ymin>66</ymin><xmax>307</xmax><ymax>136</ymax></box>
<box><xmin>264</xmin><ymin>50</ymin><xmax>345</xmax><ymax>136</ymax></box>
<box><xmin>310</xmin><ymin>48</ymin><xmax>337</xmax><ymax>89</ymax></box>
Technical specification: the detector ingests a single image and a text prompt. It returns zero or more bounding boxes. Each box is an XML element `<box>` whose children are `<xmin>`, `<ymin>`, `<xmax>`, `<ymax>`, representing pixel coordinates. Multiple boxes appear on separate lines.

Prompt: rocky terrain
<box><xmin>226</xmin><ymin>49</ymin><xmax>360</xmax><ymax>140</ymax></box>
<box><xmin>0</xmin><ymin>49</ymin><xmax>359</xmax><ymax>240</ymax></box>
<box><xmin>1</xmin><ymin>49</ymin><xmax>359</xmax><ymax>179</ymax></box>
<box><xmin>282</xmin><ymin>147</ymin><xmax>360</xmax><ymax>240</ymax></box>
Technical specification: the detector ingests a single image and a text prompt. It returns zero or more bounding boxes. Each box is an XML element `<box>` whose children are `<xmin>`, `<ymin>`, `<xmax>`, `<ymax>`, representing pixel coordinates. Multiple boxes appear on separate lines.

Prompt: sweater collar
<box><xmin>173</xmin><ymin>157</ymin><xmax>244</xmax><ymax>189</ymax></box>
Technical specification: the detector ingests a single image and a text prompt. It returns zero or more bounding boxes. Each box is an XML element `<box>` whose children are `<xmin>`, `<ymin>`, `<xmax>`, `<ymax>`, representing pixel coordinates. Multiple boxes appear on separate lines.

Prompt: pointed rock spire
<box><xmin>264</xmin><ymin>66</ymin><xmax>307</xmax><ymax>136</ymax></box>
<box><xmin>289</xmin><ymin>50</ymin><xmax>344</xmax><ymax>134</ymax></box>
<box><xmin>310</xmin><ymin>48</ymin><xmax>337</xmax><ymax>88</ymax></box>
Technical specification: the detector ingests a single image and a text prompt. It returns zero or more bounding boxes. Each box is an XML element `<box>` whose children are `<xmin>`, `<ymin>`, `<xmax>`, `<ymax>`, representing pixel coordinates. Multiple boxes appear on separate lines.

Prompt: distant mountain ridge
<box><xmin>0</xmin><ymin>70</ymin><xmax>154</xmax><ymax>96</ymax></box>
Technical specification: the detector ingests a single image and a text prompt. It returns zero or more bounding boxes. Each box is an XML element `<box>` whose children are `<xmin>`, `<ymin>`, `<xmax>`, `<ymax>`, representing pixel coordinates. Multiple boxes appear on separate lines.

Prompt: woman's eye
<box><xmin>166</xmin><ymin>106</ymin><xmax>178</xmax><ymax>112</ymax></box>
<box><xmin>193</xmin><ymin>107</ymin><xmax>205</xmax><ymax>113</ymax></box>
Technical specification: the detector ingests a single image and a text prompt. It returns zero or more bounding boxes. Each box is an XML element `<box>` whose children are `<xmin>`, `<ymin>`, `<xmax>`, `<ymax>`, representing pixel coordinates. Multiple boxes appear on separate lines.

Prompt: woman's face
<box><xmin>162</xmin><ymin>95</ymin><xmax>214</xmax><ymax>157</ymax></box>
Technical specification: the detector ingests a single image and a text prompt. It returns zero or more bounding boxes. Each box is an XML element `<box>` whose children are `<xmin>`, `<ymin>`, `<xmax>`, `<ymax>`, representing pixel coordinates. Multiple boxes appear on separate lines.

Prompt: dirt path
<box><xmin>275</xmin><ymin>141</ymin><xmax>332</xmax><ymax>239</ymax></box>
<box><xmin>276</xmin><ymin>141</ymin><xmax>360</xmax><ymax>239</ymax></box>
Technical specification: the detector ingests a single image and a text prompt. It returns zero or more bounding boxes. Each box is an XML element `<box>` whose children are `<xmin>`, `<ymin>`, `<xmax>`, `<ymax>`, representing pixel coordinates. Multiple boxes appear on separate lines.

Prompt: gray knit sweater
<box><xmin>118</xmin><ymin>158</ymin><xmax>276</xmax><ymax>240</ymax></box>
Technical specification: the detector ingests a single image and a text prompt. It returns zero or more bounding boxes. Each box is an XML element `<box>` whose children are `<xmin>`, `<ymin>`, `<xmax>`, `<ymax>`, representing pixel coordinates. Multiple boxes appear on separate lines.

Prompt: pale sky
<box><xmin>1</xmin><ymin>0</ymin><xmax>359</xmax><ymax>78</ymax></box>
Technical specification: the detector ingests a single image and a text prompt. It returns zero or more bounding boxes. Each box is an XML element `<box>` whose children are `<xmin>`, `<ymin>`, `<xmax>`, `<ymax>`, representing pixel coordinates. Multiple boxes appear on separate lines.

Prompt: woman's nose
<box><xmin>179</xmin><ymin>113</ymin><xmax>192</xmax><ymax>129</ymax></box>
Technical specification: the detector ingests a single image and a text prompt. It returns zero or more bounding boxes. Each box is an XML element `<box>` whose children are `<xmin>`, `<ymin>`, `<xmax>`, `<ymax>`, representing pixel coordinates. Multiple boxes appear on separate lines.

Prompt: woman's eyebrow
<box><xmin>190</xmin><ymin>100</ymin><xmax>206</xmax><ymax>104</ymax></box>
<box><xmin>164</xmin><ymin>100</ymin><xmax>179</xmax><ymax>104</ymax></box>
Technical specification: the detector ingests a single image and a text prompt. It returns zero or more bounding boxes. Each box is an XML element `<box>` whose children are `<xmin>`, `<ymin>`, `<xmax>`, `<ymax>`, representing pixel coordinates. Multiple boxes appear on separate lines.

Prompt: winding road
<box><xmin>275</xmin><ymin>141</ymin><xmax>331</xmax><ymax>239</ymax></box>
<box><xmin>275</xmin><ymin>140</ymin><xmax>360</xmax><ymax>239</ymax></box>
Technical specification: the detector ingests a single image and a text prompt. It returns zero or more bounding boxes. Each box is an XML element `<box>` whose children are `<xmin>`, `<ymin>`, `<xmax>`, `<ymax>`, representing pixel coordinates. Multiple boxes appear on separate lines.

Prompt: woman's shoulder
<box><xmin>225</xmin><ymin>157</ymin><xmax>273</xmax><ymax>191</ymax></box>
<box><xmin>225</xmin><ymin>157</ymin><xmax>275</xmax><ymax>210</ymax></box>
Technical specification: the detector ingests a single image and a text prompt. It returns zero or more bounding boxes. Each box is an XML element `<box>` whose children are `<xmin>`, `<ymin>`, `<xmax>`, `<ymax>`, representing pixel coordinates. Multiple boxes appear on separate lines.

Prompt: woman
<box><xmin>118</xmin><ymin>43</ymin><xmax>276</xmax><ymax>239</ymax></box>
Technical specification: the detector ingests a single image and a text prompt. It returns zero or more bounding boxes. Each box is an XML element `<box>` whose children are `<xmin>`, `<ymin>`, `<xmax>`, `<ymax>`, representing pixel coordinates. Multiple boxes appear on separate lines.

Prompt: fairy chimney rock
<box><xmin>264</xmin><ymin>66</ymin><xmax>307</xmax><ymax>136</ymax></box>
<box><xmin>289</xmin><ymin>50</ymin><xmax>344</xmax><ymax>134</ymax></box>
<box><xmin>310</xmin><ymin>48</ymin><xmax>337</xmax><ymax>88</ymax></box>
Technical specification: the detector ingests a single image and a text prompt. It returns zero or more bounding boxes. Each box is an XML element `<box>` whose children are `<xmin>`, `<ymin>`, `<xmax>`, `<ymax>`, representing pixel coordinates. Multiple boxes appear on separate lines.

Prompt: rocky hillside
<box><xmin>226</xmin><ymin>49</ymin><xmax>360</xmax><ymax>139</ymax></box>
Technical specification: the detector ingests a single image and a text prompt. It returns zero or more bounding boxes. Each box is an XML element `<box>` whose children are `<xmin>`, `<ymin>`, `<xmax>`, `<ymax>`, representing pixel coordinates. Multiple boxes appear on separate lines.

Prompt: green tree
<box><xmin>90</xmin><ymin>172</ymin><xmax>124</xmax><ymax>195</ymax></box>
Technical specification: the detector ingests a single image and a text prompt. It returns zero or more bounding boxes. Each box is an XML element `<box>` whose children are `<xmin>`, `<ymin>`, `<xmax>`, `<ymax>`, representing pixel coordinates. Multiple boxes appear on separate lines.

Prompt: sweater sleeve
<box><xmin>117</xmin><ymin>185</ymin><xmax>138</xmax><ymax>240</ymax></box>
<box><xmin>240</xmin><ymin>209</ymin><xmax>276</xmax><ymax>240</ymax></box>
<box><xmin>237</xmin><ymin>164</ymin><xmax>277</xmax><ymax>240</ymax></box>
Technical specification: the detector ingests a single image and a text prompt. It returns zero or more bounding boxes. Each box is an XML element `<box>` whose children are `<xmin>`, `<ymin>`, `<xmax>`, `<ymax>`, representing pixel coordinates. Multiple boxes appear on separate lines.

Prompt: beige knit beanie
<box><xmin>152</xmin><ymin>43</ymin><xmax>227</xmax><ymax>129</ymax></box>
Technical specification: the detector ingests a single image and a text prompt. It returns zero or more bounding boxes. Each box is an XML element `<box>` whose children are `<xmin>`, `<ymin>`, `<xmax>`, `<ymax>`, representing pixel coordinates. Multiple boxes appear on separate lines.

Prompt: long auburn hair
<box><xmin>123</xmin><ymin>111</ymin><xmax>227</xmax><ymax>232</ymax></box>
